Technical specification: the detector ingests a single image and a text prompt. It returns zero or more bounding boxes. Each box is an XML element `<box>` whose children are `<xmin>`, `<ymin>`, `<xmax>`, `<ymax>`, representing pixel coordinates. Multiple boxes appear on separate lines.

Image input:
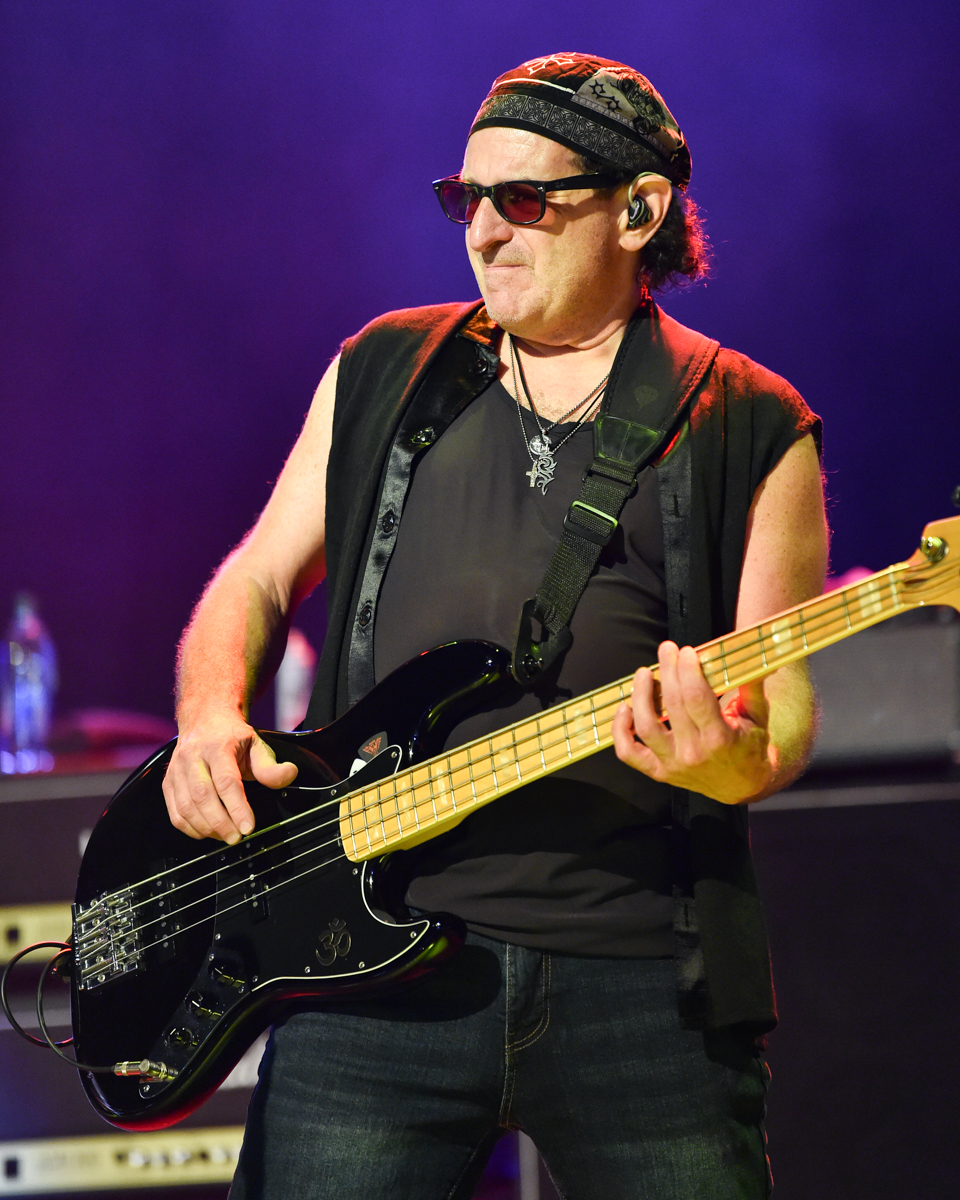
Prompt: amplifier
<box><xmin>0</xmin><ymin>1126</ymin><xmax>242</xmax><ymax>1195</ymax></box>
<box><xmin>0</xmin><ymin>770</ymin><xmax>130</xmax><ymax>908</ymax></box>
<box><xmin>0</xmin><ymin>906</ymin><xmax>71</xmax><ymax>964</ymax></box>
<box><xmin>809</xmin><ymin>610</ymin><xmax>960</xmax><ymax>767</ymax></box>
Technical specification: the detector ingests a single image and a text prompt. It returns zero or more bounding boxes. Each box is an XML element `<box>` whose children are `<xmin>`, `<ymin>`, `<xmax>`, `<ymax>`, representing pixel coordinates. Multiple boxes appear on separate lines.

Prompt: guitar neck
<box><xmin>340</xmin><ymin>559</ymin><xmax>918</xmax><ymax>860</ymax></box>
<box><xmin>694</xmin><ymin>563</ymin><xmax>909</xmax><ymax>694</ymax></box>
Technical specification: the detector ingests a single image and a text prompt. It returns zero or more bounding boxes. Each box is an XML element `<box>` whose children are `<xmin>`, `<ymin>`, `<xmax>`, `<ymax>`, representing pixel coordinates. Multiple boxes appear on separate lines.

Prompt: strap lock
<box><xmin>511</xmin><ymin>597</ymin><xmax>574</xmax><ymax>685</ymax></box>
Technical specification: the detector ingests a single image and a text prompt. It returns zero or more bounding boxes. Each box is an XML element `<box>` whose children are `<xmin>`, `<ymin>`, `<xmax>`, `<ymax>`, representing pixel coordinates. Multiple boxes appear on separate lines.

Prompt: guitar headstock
<box><xmin>902</xmin><ymin>515</ymin><xmax>960</xmax><ymax>613</ymax></box>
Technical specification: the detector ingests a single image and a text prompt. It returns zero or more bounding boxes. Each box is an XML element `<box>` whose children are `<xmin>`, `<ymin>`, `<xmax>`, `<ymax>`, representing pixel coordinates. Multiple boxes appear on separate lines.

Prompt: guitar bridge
<box><xmin>73</xmin><ymin>890</ymin><xmax>141</xmax><ymax>991</ymax></box>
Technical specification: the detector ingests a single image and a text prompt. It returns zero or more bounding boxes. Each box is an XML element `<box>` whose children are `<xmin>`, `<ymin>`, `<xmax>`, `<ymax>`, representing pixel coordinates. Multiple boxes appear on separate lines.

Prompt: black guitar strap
<box><xmin>511</xmin><ymin>308</ymin><xmax>719</xmax><ymax>685</ymax></box>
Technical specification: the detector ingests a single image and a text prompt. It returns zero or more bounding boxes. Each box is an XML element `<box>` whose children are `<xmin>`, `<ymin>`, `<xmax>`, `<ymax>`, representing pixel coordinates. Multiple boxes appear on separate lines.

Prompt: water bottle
<box><xmin>0</xmin><ymin>593</ymin><xmax>58</xmax><ymax>773</ymax></box>
<box><xmin>275</xmin><ymin>628</ymin><xmax>317</xmax><ymax>731</ymax></box>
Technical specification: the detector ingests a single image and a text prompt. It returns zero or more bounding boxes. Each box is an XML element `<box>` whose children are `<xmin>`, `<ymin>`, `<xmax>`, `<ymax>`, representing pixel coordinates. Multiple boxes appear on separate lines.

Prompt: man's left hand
<box><xmin>611</xmin><ymin>640</ymin><xmax>776</xmax><ymax>804</ymax></box>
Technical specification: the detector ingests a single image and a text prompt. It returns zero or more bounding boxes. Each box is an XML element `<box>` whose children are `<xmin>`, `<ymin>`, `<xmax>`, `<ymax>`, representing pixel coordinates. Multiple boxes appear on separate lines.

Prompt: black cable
<box><xmin>5</xmin><ymin>942</ymin><xmax>179</xmax><ymax>1081</ymax></box>
<box><xmin>0</xmin><ymin>941</ymin><xmax>73</xmax><ymax>1048</ymax></box>
<box><xmin>35</xmin><ymin>947</ymin><xmax>118</xmax><ymax>1074</ymax></box>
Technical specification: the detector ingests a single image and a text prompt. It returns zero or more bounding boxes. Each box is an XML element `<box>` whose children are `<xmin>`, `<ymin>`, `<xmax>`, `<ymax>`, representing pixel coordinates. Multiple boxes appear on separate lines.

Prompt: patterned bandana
<box><xmin>470</xmin><ymin>53</ymin><xmax>691</xmax><ymax>189</ymax></box>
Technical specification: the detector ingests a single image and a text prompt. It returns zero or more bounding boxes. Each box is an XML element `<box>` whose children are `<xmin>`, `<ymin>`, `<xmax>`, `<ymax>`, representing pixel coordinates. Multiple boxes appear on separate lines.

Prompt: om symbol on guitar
<box><xmin>316</xmin><ymin>919</ymin><xmax>352</xmax><ymax>967</ymax></box>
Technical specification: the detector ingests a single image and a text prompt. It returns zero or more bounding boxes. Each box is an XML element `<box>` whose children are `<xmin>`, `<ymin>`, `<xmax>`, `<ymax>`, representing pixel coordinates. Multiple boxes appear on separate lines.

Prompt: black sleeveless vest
<box><xmin>305</xmin><ymin>299</ymin><xmax>820</xmax><ymax>1030</ymax></box>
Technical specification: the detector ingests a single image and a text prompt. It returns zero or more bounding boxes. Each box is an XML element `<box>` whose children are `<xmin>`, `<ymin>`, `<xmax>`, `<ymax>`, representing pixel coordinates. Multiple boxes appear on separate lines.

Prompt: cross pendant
<box><xmin>525</xmin><ymin>463</ymin><xmax>540</xmax><ymax>488</ymax></box>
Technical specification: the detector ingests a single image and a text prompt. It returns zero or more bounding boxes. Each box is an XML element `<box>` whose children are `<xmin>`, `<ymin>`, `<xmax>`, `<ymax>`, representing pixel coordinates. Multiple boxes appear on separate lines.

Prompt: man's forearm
<box><xmin>174</xmin><ymin>556</ymin><xmax>290</xmax><ymax>728</ymax></box>
<box><xmin>751</xmin><ymin>659</ymin><xmax>817</xmax><ymax>802</ymax></box>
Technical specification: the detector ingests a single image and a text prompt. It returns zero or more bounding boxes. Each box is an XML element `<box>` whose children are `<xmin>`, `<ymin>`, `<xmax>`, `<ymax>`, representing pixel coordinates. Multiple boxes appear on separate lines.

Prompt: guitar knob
<box><xmin>166</xmin><ymin>1027</ymin><xmax>199</xmax><ymax>1048</ymax></box>
<box><xmin>209</xmin><ymin>963</ymin><xmax>247</xmax><ymax>990</ymax></box>
<box><xmin>185</xmin><ymin>992</ymin><xmax>222</xmax><ymax>1020</ymax></box>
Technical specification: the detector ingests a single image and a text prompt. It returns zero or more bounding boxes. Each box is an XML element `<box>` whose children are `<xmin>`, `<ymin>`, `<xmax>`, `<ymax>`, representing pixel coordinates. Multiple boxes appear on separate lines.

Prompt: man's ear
<box><xmin>619</xmin><ymin>173</ymin><xmax>673</xmax><ymax>250</ymax></box>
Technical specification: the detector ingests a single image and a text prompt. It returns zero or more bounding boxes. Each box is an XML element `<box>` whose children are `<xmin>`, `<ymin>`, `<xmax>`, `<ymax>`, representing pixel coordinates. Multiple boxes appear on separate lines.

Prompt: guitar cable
<box><xmin>1</xmin><ymin>941</ymin><xmax>177</xmax><ymax>1081</ymax></box>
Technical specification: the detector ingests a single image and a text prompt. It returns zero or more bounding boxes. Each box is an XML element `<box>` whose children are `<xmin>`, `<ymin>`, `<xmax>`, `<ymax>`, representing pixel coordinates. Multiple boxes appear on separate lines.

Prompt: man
<box><xmin>164</xmin><ymin>54</ymin><xmax>827</xmax><ymax>1199</ymax></box>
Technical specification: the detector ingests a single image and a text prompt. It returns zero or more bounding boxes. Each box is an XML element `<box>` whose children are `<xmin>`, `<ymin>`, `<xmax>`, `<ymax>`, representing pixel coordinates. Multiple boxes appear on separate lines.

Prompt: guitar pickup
<box><xmin>241</xmin><ymin>876</ymin><xmax>269</xmax><ymax>924</ymax></box>
<box><xmin>215</xmin><ymin>860</ymin><xmax>269</xmax><ymax>927</ymax></box>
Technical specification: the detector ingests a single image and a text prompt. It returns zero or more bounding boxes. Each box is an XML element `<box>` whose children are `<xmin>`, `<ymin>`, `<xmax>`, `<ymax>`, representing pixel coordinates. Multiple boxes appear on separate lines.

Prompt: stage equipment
<box><xmin>809</xmin><ymin>608</ymin><xmax>960</xmax><ymax>767</ymax></box>
<box><xmin>0</xmin><ymin>1126</ymin><xmax>242</xmax><ymax>1194</ymax></box>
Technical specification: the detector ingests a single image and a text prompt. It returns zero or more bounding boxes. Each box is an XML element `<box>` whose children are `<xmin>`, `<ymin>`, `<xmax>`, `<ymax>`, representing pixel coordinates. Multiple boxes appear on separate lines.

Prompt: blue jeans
<box><xmin>230</xmin><ymin>932</ymin><xmax>771</xmax><ymax>1199</ymax></box>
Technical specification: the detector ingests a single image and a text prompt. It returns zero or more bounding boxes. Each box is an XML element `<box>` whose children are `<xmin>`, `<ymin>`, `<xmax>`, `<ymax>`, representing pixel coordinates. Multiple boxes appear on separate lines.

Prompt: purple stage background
<box><xmin>3</xmin><ymin>1</ymin><xmax>959</xmax><ymax>721</ymax></box>
<box><xmin>2</xmin><ymin>6</ymin><xmax>960</xmax><ymax>1197</ymax></box>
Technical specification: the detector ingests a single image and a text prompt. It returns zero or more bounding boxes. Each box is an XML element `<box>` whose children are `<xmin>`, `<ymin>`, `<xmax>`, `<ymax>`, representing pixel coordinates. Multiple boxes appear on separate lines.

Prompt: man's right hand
<box><xmin>162</xmin><ymin>713</ymin><xmax>299</xmax><ymax>844</ymax></box>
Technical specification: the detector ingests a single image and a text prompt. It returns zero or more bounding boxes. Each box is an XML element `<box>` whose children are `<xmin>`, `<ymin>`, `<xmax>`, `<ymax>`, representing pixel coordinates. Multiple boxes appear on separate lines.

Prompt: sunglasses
<box><xmin>432</xmin><ymin>173</ymin><xmax>624</xmax><ymax>226</ymax></box>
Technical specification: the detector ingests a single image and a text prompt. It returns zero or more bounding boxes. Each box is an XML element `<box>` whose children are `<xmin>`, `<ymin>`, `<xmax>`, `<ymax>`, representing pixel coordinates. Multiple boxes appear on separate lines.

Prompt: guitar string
<box><xmin>87</xmin><ymin>672</ymin><xmax>635</xmax><ymax>957</ymax></box>
<box><xmin>87</xmin><ymin>566</ymin><xmax>942</xmax><ymax>973</ymax></box>
<box><xmin>82</xmin><ymin>823</ymin><xmax>356</xmax><ymax>971</ymax></box>
<box><xmin>75</xmin><ymin>790</ymin><xmax>345</xmax><ymax>937</ymax></box>
<box><xmin>83</xmin><ymin>570</ymin><xmax>872</xmax><ymax>959</ymax></box>
<box><xmin>81</xmin><ymin>561</ymin><xmax>943</xmax><ymax>952</ymax></box>
<box><xmin>89</xmin><ymin>602</ymin><xmax>871</xmax><ymax>966</ymax></box>
<box><xmin>82</xmin><ymin>679</ymin><xmax>617</xmax><ymax>956</ymax></box>
<box><xmin>83</xmin><ymin>566</ymin><xmax>918</xmax><ymax>945</ymax></box>
<box><xmin>85</xmin><ymin>566</ymin><xmax>913</xmax><ymax>946</ymax></box>
<box><xmin>103</xmin><ymin>842</ymin><xmax>390</xmax><ymax>967</ymax></box>
<box><xmin>75</xmin><ymin>797</ymin><xmax>350</xmax><ymax>949</ymax></box>
<box><xmin>98</xmin><ymin>560</ymin><xmax>915</xmax><ymax>961</ymax></box>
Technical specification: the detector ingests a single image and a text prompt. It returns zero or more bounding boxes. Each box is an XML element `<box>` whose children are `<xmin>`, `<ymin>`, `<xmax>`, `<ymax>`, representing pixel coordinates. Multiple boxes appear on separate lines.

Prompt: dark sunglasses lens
<box><xmin>437</xmin><ymin>180</ymin><xmax>478</xmax><ymax>223</ymax></box>
<box><xmin>494</xmin><ymin>182</ymin><xmax>543</xmax><ymax>224</ymax></box>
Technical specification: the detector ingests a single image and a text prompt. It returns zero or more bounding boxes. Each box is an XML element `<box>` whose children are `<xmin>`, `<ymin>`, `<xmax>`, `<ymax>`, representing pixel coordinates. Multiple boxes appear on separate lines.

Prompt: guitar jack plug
<box><xmin>114</xmin><ymin>1059</ymin><xmax>179</xmax><ymax>1082</ymax></box>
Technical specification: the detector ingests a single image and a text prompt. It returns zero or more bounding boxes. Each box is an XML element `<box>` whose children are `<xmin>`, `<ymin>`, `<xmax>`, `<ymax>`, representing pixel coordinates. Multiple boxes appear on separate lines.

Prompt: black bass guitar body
<box><xmin>71</xmin><ymin>640</ymin><xmax>513</xmax><ymax>1131</ymax></box>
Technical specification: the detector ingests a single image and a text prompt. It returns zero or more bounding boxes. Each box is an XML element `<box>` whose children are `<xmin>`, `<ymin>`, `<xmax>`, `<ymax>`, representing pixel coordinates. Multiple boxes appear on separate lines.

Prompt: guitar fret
<box><xmin>536</xmin><ymin>715</ymin><xmax>547</xmax><ymax>772</ymax></box>
<box><xmin>389</xmin><ymin>778</ymin><xmax>402</xmax><ymax>841</ymax></box>
<box><xmin>409</xmin><ymin>781</ymin><xmax>421</xmax><ymax>830</ymax></box>
<box><xmin>888</xmin><ymin>566</ymin><xmax>903</xmax><ymax>610</ymax></box>
<box><xmin>842</xmin><ymin>593</ymin><xmax>853</xmax><ymax>630</ymax></box>
<box><xmin>758</xmin><ymin>628</ymin><xmax>768</xmax><ymax>670</ymax></box>
<box><xmin>426</xmin><ymin>769</ymin><xmax>439</xmax><ymax>823</ymax></box>
<box><xmin>487</xmin><ymin>737</ymin><xmax>498</xmax><ymax>790</ymax></box>
<box><xmin>510</xmin><ymin>725</ymin><xmax>521</xmax><ymax>783</ymax></box>
<box><xmin>797</xmin><ymin>608</ymin><xmax>809</xmax><ymax>650</ymax></box>
<box><xmin>439</xmin><ymin>762</ymin><xmax>454</xmax><ymax>814</ymax></box>
<box><xmin>377</xmin><ymin>784</ymin><xmax>387</xmax><ymax>845</ymax></box>
<box><xmin>719</xmin><ymin>641</ymin><xmax>730</xmax><ymax>687</ymax></box>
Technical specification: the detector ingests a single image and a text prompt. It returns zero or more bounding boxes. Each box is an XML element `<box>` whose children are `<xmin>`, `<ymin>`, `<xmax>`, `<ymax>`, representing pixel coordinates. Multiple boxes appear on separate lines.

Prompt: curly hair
<box><xmin>576</xmin><ymin>154</ymin><xmax>711</xmax><ymax>292</ymax></box>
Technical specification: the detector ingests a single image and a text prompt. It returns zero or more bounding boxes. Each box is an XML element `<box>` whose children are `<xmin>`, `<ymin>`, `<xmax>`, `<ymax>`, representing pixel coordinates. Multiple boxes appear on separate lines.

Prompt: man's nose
<box><xmin>467</xmin><ymin>196</ymin><xmax>514</xmax><ymax>251</ymax></box>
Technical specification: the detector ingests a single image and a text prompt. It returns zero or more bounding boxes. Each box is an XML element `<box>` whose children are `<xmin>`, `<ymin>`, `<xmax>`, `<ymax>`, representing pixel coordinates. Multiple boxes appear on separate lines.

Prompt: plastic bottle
<box><xmin>274</xmin><ymin>627</ymin><xmax>317</xmax><ymax>731</ymax></box>
<box><xmin>0</xmin><ymin>593</ymin><xmax>58</xmax><ymax>773</ymax></box>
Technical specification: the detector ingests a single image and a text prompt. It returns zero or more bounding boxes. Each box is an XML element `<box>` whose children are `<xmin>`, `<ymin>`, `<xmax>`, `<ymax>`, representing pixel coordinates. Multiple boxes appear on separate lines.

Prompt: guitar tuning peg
<box><xmin>952</xmin><ymin>485</ymin><xmax>960</xmax><ymax>510</ymax></box>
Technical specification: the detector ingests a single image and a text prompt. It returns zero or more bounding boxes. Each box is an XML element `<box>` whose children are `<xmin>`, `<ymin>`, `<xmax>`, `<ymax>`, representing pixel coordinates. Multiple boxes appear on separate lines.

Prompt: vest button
<box><xmin>380</xmin><ymin>510</ymin><xmax>397</xmax><ymax>534</ymax></box>
<box><xmin>410</xmin><ymin>427</ymin><xmax>436</xmax><ymax>447</ymax></box>
<box><xmin>357</xmin><ymin>602</ymin><xmax>373</xmax><ymax>629</ymax></box>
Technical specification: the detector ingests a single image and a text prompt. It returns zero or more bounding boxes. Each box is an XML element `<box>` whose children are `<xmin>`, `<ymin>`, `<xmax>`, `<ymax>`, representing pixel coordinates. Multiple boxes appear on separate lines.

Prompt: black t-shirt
<box><xmin>374</xmin><ymin>378</ymin><xmax>676</xmax><ymax>956</ymax></box>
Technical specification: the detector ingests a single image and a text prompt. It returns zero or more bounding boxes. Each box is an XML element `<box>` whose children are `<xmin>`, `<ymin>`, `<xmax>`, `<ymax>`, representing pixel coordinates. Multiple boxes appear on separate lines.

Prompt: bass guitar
<box><xmin>71</xmin><ymin>516</ymin><xmax>960</xmax><ymax>1129</ymax></box>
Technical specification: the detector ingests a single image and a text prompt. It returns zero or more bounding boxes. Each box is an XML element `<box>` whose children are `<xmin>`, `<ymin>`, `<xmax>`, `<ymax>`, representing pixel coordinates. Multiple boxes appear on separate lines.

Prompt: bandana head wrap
<box><xmin>470</xmin><ymin>53</ymin><xmax>691</xmax><ymax>190</ymax></box>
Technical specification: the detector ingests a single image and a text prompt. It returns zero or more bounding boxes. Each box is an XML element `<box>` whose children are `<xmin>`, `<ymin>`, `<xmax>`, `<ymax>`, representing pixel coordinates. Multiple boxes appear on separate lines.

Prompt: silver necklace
<box><xmin>509</xmin><ymin>335</ymin><xmax>609</xmax><ymax>494</ymax></box>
